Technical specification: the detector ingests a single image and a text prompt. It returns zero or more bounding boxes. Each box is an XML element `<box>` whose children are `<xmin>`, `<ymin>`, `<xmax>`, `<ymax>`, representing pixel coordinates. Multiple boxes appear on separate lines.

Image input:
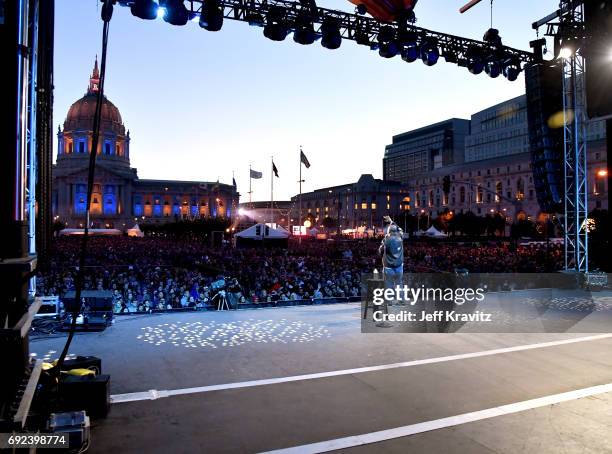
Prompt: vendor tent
<box><xmin>127</xmin><ymin>224</ymin><xmax>144</xmax><ymax>237</ymax></box>
<box><xmin>235</xmin><ymin>223</ymin><xmax>289</xmax><ymax>247</ymax></box>
<box><xmin>423</xmin><ymin>226</ymin><xmax>447</xmax><ymax>238</ymax></box>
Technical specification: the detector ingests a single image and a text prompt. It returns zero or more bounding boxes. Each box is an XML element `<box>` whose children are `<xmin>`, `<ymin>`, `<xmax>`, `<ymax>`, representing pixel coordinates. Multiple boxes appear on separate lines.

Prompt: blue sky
<box><xmin>54</xmin><ymin>0</ymin><xmax>558</xmax><ymax>201</ymax></box>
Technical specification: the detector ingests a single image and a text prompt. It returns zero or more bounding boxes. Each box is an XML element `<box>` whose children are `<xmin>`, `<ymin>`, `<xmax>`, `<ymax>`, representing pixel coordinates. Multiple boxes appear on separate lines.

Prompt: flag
<box><xmin>300</xmin><ymin>149</ymin><xmax>311</xmax><ymax>168</ymax></box>
<box><xmin>250</xmin><ymin>169</ymin><xmax>263</xmax><ymax>179</ymax></box>
<box><xmin>232</xmin><ymin>176</ymin><xmax>237</xmax><ymax>187</ymax></box>
<box><xmin>272</xmin><ymin>161</ymin><xmax>279</xmax><ymax>178</ymax></box>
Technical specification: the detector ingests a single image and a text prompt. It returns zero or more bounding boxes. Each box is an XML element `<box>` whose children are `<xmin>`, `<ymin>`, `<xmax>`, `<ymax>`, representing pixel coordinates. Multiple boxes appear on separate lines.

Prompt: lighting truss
<box><xmin>118</xmin><ymin>0</ymin><xmax>537</xmax><ymax>72</ymax></box>
<box><xmin>535</xmin><ymin>0</ymin><xmax>589</xmax><ymax>273</ymax></box>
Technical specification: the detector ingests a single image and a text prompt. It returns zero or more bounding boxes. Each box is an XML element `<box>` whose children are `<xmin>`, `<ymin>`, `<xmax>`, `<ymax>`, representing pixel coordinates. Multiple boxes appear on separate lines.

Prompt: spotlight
<box><xmin>131</xmin><ymin>0</ymin><xmax>158</xmax><ymax>20</ymax></box>
<box><xmin>558</xmin><ymin>46</ymin><xmax>574</xmax><ymax>59</ymax></box>
<box><xmin>377</xmin><ymin>26</ymin><xmax>399</xmax><ymax>58</ymax></box>
<box><xmin>354</xmin><ymin>28</ymin><xmax>370</xmax><ymax>46</ymax></box>
<box><xmin>468</xmin><ymin>59</ymin><xmax>484</xmax><ymax>74</ymax></box>
<box><xmin>321</xmin><ymin>17</ymin><xmax>342</xmax><ymax>50</ymax></box>
<box><xmin>199</xmin><ymin>0</ymin><xmax>223</xmax><ymax>31</ymax></box>
<box><xmin>485</xmin><ymin>60</ymin><xmax>502</xmax><ymax>78</ymax></box>
<box><xmin>503</xmin><ymin>58</ymin><xmax>521</xmax><ymax>81</ymax></box>
<box><xmin>399</xmin><ymin>31</ymin><xmax>419</xmax><ymax>63</ymax></box>
<box><xmin>466</xmin><ymin>46</ymin><xmax>484</xmax><ymax>74</ymax></box>
<box><xmin>263</xmin><ymin>6</ymin><xmax>289</xmax><ymax>42</ymax></box>
<box><xmin>157</xmin><ymin>6</ymin><xmax>166</xmax><ymax>19</ymax></box>
<box><xmin>420</xmin><ymin>39</ymin><xmax>439</xmax><ymax>66</ymax></box>
<box><xmin>293</xmin><ymin>14</ymin><xmax>316</xmax><ymax>45</ymax></box>
<box><xmin>162</xmin><ymin>0</ymin><xmax>188</xmax><ymax>26</ymax></box>
<box><xmin>246</xmin><ymin>11</ymin><xmax>265</xmax><ymax>27</ymax></box>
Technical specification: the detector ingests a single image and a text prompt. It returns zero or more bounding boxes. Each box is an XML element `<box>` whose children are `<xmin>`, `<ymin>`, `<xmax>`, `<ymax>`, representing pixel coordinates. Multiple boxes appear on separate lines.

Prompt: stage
<box><xmin>30</xmin><ymin>303</ymin><xmax>612</xmax><ymax>453</ymax></box>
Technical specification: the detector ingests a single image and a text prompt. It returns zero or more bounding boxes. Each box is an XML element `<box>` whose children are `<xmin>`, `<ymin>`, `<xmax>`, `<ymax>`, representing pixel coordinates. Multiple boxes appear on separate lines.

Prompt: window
<box><xmin>78</xmin><ymin>141</ymin><xmax>85</xmax><ymax>153</ymax></box>
<box><xmin>459</xmin><ymin>187</ymin><xmax>465</xmax><ymax>203</ymax></box>
<box><xmin>371</xmin><ymin>203</ymin><xmax>377</xmax><ymax>210</ymax></box>
<box><xmin>104</xmin><ymin>142</ymin><xmax>111</xmax><ymax>154</ymax></box>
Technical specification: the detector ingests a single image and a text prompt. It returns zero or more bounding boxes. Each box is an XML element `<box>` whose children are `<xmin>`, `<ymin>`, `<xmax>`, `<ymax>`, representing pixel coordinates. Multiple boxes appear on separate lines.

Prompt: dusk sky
<box><xmin>54</xmin><ymin>0</ymin><xmax>558</xmax><ymax>201</ymax></box>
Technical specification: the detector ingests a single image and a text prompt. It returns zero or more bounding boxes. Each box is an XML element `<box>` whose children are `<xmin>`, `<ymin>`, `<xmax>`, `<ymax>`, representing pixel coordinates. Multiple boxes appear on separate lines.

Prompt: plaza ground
<box><xmin>30</xmin><ymin>303</ymin><xmax>612</xmax><ymax>453</ymax></box>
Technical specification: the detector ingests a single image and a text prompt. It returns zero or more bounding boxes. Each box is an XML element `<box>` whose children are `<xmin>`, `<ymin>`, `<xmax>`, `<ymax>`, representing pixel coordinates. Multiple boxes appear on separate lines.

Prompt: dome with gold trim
<box><xmin>63</xmin><ymin>58</ymin><xmax>125</xmax><ymax>135</ymax></box>
<box><xmin>56</xmin><ymin>58</ymin><xmax>131</xmax><ymax>164</ymax></box>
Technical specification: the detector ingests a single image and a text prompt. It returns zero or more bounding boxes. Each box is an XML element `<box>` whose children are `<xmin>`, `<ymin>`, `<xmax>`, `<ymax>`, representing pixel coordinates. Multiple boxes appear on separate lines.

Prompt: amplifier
<box><xmin>58</xmin><ymin>374</ymin><xmax>110</xmax><ymax>419</ymax></box>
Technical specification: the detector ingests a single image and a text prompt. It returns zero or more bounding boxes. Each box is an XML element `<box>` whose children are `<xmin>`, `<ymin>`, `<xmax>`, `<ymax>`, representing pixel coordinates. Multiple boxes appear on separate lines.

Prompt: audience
<box><xmin>36</xmin><ymin>236</ymin><xmax>562</xmax><ymax>312</ymax></box>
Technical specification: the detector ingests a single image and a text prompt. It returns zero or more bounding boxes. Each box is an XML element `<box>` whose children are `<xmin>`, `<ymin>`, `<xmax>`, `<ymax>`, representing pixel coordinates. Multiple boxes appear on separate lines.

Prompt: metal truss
<box><xmin>558</xmin><ymin>1</ymin><xmax>588</xmax><ymax>273</ymax></box>
<box><xmin>26</xmin><ymin>0</ymin><xmax>40</xmax><ymax>294</ymax></box>
<box><xmin>120</xmin><ymin>0</ymin><xmax>536</xmax><ymax>67</ymax></box>
<box><xmin>562</xmin><ymin>51</ymin><xmax>588</xmax><ymax>272</ymax></box>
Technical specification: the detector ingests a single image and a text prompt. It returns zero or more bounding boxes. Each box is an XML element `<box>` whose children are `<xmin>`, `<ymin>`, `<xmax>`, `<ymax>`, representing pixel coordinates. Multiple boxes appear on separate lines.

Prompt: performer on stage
<box><xmin>379</xmin><ymin>217</ymin><xmax>404</xmax><ymax>305</ymax></box>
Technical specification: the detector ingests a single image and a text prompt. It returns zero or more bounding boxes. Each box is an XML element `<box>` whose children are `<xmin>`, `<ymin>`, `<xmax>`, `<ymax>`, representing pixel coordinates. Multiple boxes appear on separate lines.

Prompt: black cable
<box><xmin>54</xmin><ymin>0</ymin><xmax>113</xmax><ymax>375</ymax></box>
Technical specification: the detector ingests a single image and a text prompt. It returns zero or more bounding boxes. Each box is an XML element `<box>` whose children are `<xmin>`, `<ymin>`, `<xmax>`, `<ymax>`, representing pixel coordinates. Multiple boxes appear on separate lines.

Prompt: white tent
<box><xmin>423</xmin><ymin>226</ymin><xmax>447</xmax><ymax>237</ymax></box>
<box><xmin>127</xmin><ymin>224</ymin><xmax>144</xmax><ymax>237</ymax></box>
<box><xmin>236</xmin><ymin>223</ymin><xmax>290</xmax><ymax>240</ymax></box>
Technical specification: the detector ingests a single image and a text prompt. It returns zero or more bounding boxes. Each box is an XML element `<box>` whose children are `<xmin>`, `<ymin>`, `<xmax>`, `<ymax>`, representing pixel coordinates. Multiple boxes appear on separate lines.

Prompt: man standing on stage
<box><xmin>379</xmin><ymin>217</ymin><xmax>404</xmax><ymax>305</ymax></box>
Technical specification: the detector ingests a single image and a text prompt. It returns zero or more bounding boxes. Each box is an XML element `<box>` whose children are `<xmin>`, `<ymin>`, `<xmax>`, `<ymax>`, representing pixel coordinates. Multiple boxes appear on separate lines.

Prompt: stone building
<box><xmin>383</xmin><ymin>95</ymin><xmax>608</xmax><ymax>222</ymax></box>
<box><xmin>291</xmin><ymin>174</ymin><xmax>408</xmax><ymax>230</ymax></box>
<box><xmin>52</xmin><ymin>59</ymin><xmax>238</xmax><ymax>229</ymax></box>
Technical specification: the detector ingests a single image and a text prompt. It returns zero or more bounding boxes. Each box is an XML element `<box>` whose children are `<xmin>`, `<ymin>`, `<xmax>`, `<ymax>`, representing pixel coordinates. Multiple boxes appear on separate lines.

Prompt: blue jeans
<box><xmin>384</xmin><ymin>265</ymin><xmax>404</xmax><ymax>304</ymax></box>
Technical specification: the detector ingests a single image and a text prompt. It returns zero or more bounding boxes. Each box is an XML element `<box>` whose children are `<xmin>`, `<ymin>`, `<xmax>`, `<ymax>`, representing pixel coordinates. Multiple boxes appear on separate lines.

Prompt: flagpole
<box><xmin>249</xmin><ymin>164</ymin><xmax>252</xmax><ymax>209</ymax></box>
<box><xmin>270</xmin><ymin>156</ymin><xmax>274</xmax><ymax>226</ymax></box>
<box><xmin>299</xmin><ymin>146</ymin><xmax>303</xmax><ymax>244</ymax></box>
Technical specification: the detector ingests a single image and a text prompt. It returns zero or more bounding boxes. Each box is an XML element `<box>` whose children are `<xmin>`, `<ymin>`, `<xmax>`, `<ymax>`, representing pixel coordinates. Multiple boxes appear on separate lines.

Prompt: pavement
<box><xmin>29</xmin><ymin>303</ymin><xmax>612</xmax><ymax>453</ymax></box>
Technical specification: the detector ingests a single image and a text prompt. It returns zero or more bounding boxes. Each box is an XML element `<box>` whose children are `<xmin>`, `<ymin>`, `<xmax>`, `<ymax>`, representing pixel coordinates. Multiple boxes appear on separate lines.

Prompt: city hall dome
<box><xmin>63</xmin><ymin>58</ymin><xmax>125</xmax><ymax>135</ymax></box>
<box><xmin>56</xmin><ymin>57</ymin><xmax>131</xmax><ymax>164</ymax></box>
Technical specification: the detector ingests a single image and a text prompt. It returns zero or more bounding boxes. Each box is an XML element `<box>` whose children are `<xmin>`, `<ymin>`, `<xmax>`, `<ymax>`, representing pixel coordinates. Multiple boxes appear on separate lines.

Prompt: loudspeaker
<box><xmin>585</xmin><ymin>0</ymin><xmax>612</xmax><ymax>120</ymax></box>
<box><xmin>58</xmin><ymin>374</ymin><xmax>110</xmax><ymax>419</ymax></box>
<box><xmin>525</xmin><ymin>63</ymin><xmax>565</xmax><ymax>213</ymax></box>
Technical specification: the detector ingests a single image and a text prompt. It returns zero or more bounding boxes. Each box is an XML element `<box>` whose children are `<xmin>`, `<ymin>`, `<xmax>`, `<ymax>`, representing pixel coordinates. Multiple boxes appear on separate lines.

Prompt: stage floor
<box><xmin>30</xmin><ymin>304</ymin><xmax>612</xmax><ymax>453</ymax></box>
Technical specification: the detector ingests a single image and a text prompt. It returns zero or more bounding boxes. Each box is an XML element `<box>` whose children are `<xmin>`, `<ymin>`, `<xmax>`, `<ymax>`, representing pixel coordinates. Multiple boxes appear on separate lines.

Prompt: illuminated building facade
<box><xmin>52</xmin><ymin>60</ymin><xmax>238</xmax><ymax>228</ymax></box>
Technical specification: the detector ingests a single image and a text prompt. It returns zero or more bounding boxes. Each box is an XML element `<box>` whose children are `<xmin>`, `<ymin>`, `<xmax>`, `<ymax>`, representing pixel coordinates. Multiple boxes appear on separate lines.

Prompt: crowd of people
<box><xmin>36</xmin><ymin>236</ymin><xmax>563</xmax><ymax>313</ymax></box>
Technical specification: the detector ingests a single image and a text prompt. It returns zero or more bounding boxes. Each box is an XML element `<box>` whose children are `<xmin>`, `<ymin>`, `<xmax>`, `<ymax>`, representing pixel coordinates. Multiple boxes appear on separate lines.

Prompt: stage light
<box><xmin>468</xmin><ymin>58</ymin><xmax>484</xmax><ymax>74</ymax></box>
<box><xmin>377</xmin><ymin>26</ymin><xmax>399</xmax><ymax>58</ymax></box>
<box><xmin>162</xmin><ymin>0</ymin><xmax>188</xmax><ymax>26</ymax></box>
<box><xmin>399</xmin><ymin>31</ymin><xmax>419</xmax><ymax>63</ymax></box>
<box><xmin>246</xmin><ymin>11</ymin><xmax>265</xmax><ymax>26</ymax></box>
<box><xmin>293</xmin><ymin>14</ymin><xmax>316</xmax><ymax>45</ymax></box>
<box><xmin>354</xmin><ymin>30</ymin><xmax>370</xmax><ymax>47</ymax></box>
<box><xmin>503</xmin><ymin>58</ymin><xmax>521</xmax><ymax>81</ymax></box>
<box><xmin>321</xmin><ymin>18</ymin><xmax>342</xmax><ymax>50</ymax></box>
<box><xmin>130</xmin><ymin>0</ymin><xmax>158</xmax><ymax>20</ymax></box>
<box><xmin>199</xmin><ymin>0</ymin><xmax>223</xmax><ymax>32</ymax></box>
<box><xmin>157</xmin><ymin>6</ymin><xmax>166</xmax><ymax>19</ymax></box>
<box><xmin>485</xmin><ymin>60</ymin><xmax>502</xmax><ymax>78</ymax></box>
<box><xmin>558</xmin><ymin>46</ymin><xmax>574</xmax><ymax>59</ymax></box>
<box><xmin>420</xmin><ymin>39</ymin><xmax>439</xmax><ymax>66</ymax></box>
<box><xmin>263</xmin><ymin>6</ymin><xmax>289</xmax><ymax>41</ymax></box>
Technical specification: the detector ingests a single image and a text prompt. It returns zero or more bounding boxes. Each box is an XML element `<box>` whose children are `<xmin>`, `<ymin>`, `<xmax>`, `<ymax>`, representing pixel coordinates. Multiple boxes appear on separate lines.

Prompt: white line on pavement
<box><xmin>261</xmin><ymin>382</ymin><xmax>612</xmax><ymax>453</ymax></box>
<box><xmin>111</xmin><ymin>333</ymin><xmax>612</xmax><ymax>403</ymax></box>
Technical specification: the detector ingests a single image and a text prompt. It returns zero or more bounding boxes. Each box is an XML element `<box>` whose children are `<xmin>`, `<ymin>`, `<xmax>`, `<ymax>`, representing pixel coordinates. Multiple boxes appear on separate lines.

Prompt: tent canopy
<box><xmin>424</xmin><ymin>226</ymin><xmax>447</xmax><ymax>237</ymax></box>
<box><xmin>127</xmin><ymin>224</ymin><xmax>144</xmax><ymax>237</ymax></box>
<box><xmin>236</xmin><ymin>223</ymin><xmax>289</xmax><ymax>240</ymax></box>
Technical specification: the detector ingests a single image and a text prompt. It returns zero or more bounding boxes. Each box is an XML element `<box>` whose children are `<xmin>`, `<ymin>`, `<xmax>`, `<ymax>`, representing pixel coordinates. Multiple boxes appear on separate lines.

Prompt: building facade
<box><xmin>383</xmin><ymin>118</ymin><xmax>470</xmax><ymax>184</ymax></box>
<box><xmin>383</xmin><ymin>96</ymin><xmax>608</xmax><ymax>222</ymax></box>
<box><xmin>290</xmin><ymin>174</ymin><xmax>408</xmax><ymax>230</ymax></box>
<box><xmin>53</xmin><ymin>60</ymin><xmax>238</xmax><ymax>229</ymax></box>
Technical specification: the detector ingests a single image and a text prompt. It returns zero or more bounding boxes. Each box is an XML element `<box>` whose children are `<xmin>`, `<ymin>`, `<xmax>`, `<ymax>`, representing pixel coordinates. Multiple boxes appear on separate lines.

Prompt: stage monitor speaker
<box><xmin>59</xmin><ymin>374</ymin><xmax>110</xmax><ymax>419</ymax></box>
<box><xmin>525</xmin><ymin>63</ymin><xmax>565</xmax><ymax>213</ymax></box>
<box><xmin>585</xmin><ymin>0</ymin><xmax>612</xmax><ymax>120</ymax></box>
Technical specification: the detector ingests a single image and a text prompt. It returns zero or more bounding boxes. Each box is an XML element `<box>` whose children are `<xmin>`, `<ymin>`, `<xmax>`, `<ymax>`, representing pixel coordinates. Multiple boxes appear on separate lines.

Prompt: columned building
<box><xmin>53</xmin><ymin>60</ymin><xmax>238</xmax><ymax>229</ymax></box>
